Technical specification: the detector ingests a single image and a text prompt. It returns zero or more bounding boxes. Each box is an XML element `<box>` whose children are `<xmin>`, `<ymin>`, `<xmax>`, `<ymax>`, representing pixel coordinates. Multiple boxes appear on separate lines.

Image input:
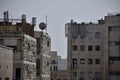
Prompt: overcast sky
<box><xmin>0</xmin><ymin>0</ymin><xmax>120</xmax><ymax>58</ymax></box>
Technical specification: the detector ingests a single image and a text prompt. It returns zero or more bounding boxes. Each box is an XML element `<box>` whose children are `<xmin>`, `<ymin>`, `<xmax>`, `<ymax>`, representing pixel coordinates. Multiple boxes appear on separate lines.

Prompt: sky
<box><xmin>0</xmin><ymin>0</ymin><xmax>120</xmax><ymax>58</ymax></box>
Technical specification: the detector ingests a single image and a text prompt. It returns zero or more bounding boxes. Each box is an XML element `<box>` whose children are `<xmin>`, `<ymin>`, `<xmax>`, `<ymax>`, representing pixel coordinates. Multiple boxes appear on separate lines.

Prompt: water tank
<box><xmin>32</xmin><ymin>17</ymin><xmax>36</xmax><ymax>26</ymax></box>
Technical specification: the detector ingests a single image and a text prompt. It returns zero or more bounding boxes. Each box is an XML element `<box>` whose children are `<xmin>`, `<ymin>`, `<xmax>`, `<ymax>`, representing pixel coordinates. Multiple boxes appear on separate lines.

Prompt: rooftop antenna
<box><xmin>45</xmin><ymin>15</ymin><xmax>47</xmax><ymax>32</ymax></box>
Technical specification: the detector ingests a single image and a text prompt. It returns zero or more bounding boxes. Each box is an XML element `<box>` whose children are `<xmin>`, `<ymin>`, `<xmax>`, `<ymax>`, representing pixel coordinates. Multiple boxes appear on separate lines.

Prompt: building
<box><xmin>50</xmin><ymin>51</ymin><xmax>61</xmax><ymax>71</ymax></box>
<box><xmin>58</xmin><ymin>59</ymin><xmax>67</xmax><ymax>70</ymax></box>
<box><xmin>34</xmin><ymin>31</ymin><xmax>51</xmax><ymax>80</ymax></box>
<box><xmin>0</xmin><ymin>11</ymin><xmax>36</xmax><ymax>80</ymax></box>
<box><xmin>65</xmin><ymin>13</ymin><xmax>120</xmax><ymax>80</ymax></box>
<box><xmin>0</xmin><ymin>45</ymin><xmax>13</xmax><ymax>80</ymax></box>
<box><xmin>50</xmin><ymin>51</ymin><xmax>69</xmax><ymax>80</ymax></box>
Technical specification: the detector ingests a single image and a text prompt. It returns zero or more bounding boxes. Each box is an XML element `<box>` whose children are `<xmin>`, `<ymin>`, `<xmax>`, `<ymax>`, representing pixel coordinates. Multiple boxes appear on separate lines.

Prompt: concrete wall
<box><xmin>0</xmin><ymin>45</ymin><xmax>13</xmax><ymax>80</ymax></box>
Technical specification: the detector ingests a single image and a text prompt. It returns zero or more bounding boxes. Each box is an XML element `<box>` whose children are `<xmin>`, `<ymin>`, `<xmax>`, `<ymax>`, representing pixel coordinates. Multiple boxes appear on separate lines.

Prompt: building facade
<box><xmin>0</xmin><ymin>12</ymin><xmax>36</xmax><ymax>80</ymax></box>
<box><xmin>50</xmin><ymin>51</ymin><xmax>69</xmax><ymax>80</ymax></box>
<box><xmin>65</xmin><ymin>13</ymin><xmax>120</xmax><ymax>80</ymax></box>
<box><xmin>34</xmin><ymin>31</ymin><xmax>51</xmax><ymax>80</ymax></box>
<box><xmin>0</xmin><ymin>45</ymin><xmax>13</xmax><ymax>80</ymax></box>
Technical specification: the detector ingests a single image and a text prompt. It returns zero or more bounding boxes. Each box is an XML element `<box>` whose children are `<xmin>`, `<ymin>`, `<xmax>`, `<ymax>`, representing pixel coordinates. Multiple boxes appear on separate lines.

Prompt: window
<box><xmin>87</xmin><ymin>32</ymin><xmax>93</xmax><ymax>39</ymax></box>
<box><xmin>5</xmin><ymin>77</ymin><xmax>9</xmax><ymax>80</ymax></box>
<box><xmin>80</xmin><ymin>59</ymin><xmax>85</xmax><ymax>64</ymax></box>
<box><xmin>88</xmin><ymin>59</ymin><xmax>93</xmax><ymax>64</ymax></box>
<box><xmin>47</xmin><ymin>41</ymin><xmax>50</xmax><ymax>47</ymax></box>
<box><xmin>73</xmin><ymin>72</ymin><xmax>77</xmax><ymax>77</ymax></box>
<box><xmin>88</xmin><ymin>72</ymin><xmax>93</xmax><ymax>78</ymax></box>
<box><xmin>109</xmin><ymin>26</ymin><xmax>120</xmax><ymax>31</ymax></box>
<box><xmin>109</xmin><ymin>71</ymin><xmax>120</xmax><ymax>76</ymax></box>
<box><xmin>109</xmin><ymin>41</ymin><xmax>120</xmax><ymax>46</ymax></box>
<box><xmin>80</xmin><ymin>45</ymin><xmax>85</xmax><ymax>51</ymax></box>
<box><xmin>50</xmin><ymin>66</ymin><xmax>52</xmax><ymax>71</ymax></box>
<box><xmin>95</xmin><ymin>45</ymin><xmax>100</xmax><ymax>51</ymax></box>
<box><xmin>73</xmin><ymin>45</ymin><xmax>77</xmax><ymax>51</ymax></box>
<box><xmin>88</xmin><ymin>45</ymin><xmax>93</xmax><ymax>51</ymax></box>
<box><xmin>73</xmin><ymin>58</ymin><xmax>77</xmax><ymax>69</ymax></box>
<box><xmin>73</xmin><ymin>58</ymin><xmax>77</xmax><ymax>64</ymax></box>
<box><xmin>95</xmin><ymin>59</ymin><xmax>100</xmax><ymax>64</ymax></box>
<box><xmin>0</xmin><ymin>78</ymin><xmax>1</xmax><ymax>80</ymax></box>
<box><xmin>51</xmin><ymin>60</ymin><xmax>56</xmax><ymax>64</ymax></box>
<box><xmin>72</xmin><ymin>25</ymin><xmax>77</xmax><ymax>38</ymax></box>
<box><xmin>80</xmin><ymin>72</ymin><xmax>85</xmax><ymax>80</ymax></box>
<box><xmin>95</xmin><ymin>32</ymin><xmax>100</xmax><ymax>38</ymax></box>
<box><xmin>95</xmin><ymin>72</ymin><xmax>101</xmax><ymax>80</ymax></box>
<box><xmin>53</xmin><ymin>66</ymin><xmax>56</xmax><ymax>70</ymax></box>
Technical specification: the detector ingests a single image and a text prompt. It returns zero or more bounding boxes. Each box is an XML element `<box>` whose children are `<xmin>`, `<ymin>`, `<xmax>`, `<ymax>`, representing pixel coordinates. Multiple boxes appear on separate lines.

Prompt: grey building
<box><xmin>0</xmin><ymin>11</ymin><xmax>36</xmax><ymax>80</ymax></box>
<box><xmin>65</xmin><ymin>13</ymin><xmax>120</xmax><ymax>80</ymax></box>
<box><xmin>50</xmin><ymin>51</ymin><xmax>69</xmax><ymax>80</ymax></box>
<box><xmin>34</xmin><ymin>31</ymin><xmax>51</xmax><ymax>80</ymax></box>
<box><xmin>0</xmin><ymin>45</ymin><xmax>13</xmax><ymax>80</ymax></box>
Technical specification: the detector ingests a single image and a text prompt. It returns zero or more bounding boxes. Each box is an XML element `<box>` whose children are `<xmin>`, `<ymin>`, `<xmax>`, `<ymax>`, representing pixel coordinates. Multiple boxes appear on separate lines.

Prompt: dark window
<box><xmin>47</xmin><ymin>41</ymin><xmax>50</xmax><ymax>47</ymax></box>
<box><xmin>80</xmin><ymin>59</ymin><xmax>85</xmax><ymax>64</ymax></box>
<box><xmin>56</xmin><ymin>66</ymin><xmax>58</xmax><ymax>70</ymax></box>
<box><xmin>72</xmin><ymin>25</ymin><xmax>77</xmax><ymax>38</ymax></box>
<box><xmin>57</xmin><ymin>79</ymin><xmax>61</xmax><ymax>80</ymax></box>
<box><xmin>53</xmin><ymin>66</ymin><xmax>56</xmax><ymax>70</ymax></box>
<box><xmin>95</xmin><ymin>45</ymin><xmax>100</xmax><ymax>51</ymax></box>
<box><xmin>109</xmin><ymin>71</ymin><xmax>120</xmax><ymax>76</ymax></box>
<box><xmin>73</xmin><ymin>58</ymin><xmax>77</xmax><ymax>69</ymax></box>
<box><xmin>73</xmin><ymin>45</ymin><xmax>77</xmax><ymax>51</ymax></box>
<box><xmin>109</xmin><ymin>57</ymin><xmax>120</xmax><ymax>61</ymax></box>
<box><xmin>88</xmin><ymin>59</ymin><xmax>93</xmax><ymax>64</ymax></box>
<box><xmin>88</xmin><ymin>45</ymin><xmax>93</xmax><ymax>51</ymax></box>
<box><xmin>0</xmin><ymin>78</ymin><xmax>1</xmax><ymax>80</ymax></box>
<box><xmin>16</xmin><ymin>68</ymin><xmax>21</xmax><ymax>80</ymax></box>
<box><xmin>95</xmin><ymin>59</ymin><xmax>100</xmax><ymax>64</ymax></box>
<box><xmin>95</xmin><ymin>32</ymin><xmax>100</xmax><ymax>38</ymax></box>
<box><xmin>73</xmin><ymin>58</ymin><xmax>77</xmax><ymax>64</ymax></box>
<box><xmin>80</xmin><ymin>45</ymin><xmax>85</xmax><ymax>51</ymax></box>
<box><xmin>50</xmin><ymin>66</ymin><xmax>52</xmax><ymax>70</ymax></box>
<box><xmin>51</xmin><ymin>79</ymin><xmax>53</xmax><ymax>80</ymax></box>
<box><xmin>51</xmin><ymin>60</ymin><xmax>56</xmax><ymax>64</ymax></box>
<box><xmin>5</xmin><ymin>78</ymin><xmax>9</xmax><ymax>80</ymax></box>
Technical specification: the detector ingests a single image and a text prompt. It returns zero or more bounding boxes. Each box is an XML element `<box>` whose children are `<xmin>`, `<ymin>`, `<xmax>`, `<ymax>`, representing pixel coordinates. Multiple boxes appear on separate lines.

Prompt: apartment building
<box><xmin>65</xmin><ymin>13</ymin><xmax>120</xmax><ymax>80</ymax></box>
<box><xmin>0</xmin><ymin>11</ymin><xmax>36</xmax><ymax>80</ymax></box>
<box><xmin>34</xmin><ymin>31</ymin><xmax>51</xmax><ymax>80</ymax></box>
<box><xmin>0</xmin><ymin>45</ymin><xmax>13</xmax><ymax>80</ymax></box>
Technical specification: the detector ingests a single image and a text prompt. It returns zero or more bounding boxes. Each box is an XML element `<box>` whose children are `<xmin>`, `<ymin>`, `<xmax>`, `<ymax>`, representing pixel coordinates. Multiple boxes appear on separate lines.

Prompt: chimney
<box><xmin>21</xmin><ymin>14</ymin><xmax>26</xmax><ymax>23</ymax></box>
<box><xmin>3</xmin><ymin>11</ymin><xmax>9</xmax><ymax>22</ymax></box>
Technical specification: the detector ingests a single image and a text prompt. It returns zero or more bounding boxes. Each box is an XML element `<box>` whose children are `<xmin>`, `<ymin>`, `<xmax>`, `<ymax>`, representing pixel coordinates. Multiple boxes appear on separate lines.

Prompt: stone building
<box><xmin>0</xmin><ymin>45</ymin><xmax>13</xmax><ymax>80</ymax></box>
<box><xmin>0</xmin><ymin>11</ymin><xmax>36</xmax><ymax>80</ymax></box>
<box><xmin>34</xmin><ymin>31</ymin><xmax>51</xmax><ymax>80</ymax></box>
<box><xmin>50</xmin><ymin>51</ymin><xmax>69</xmax><ymax>80</ymax></box>
<box><xmin>65</xmin><ymin>13</ymin><xmax>120</xmax><ymax>80</ymax></box>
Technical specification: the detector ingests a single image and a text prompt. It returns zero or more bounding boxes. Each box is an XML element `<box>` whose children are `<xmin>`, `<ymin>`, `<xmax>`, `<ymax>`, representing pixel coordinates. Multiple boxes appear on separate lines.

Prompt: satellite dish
<box><xmin>39</xmin><ymin>22</ymin><xmax>46</xmax><ymax>30</ymax></box>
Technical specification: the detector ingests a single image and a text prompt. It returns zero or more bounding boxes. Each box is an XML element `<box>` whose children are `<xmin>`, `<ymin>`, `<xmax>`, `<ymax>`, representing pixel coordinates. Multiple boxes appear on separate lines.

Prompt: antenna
<box><xmin>46</xmin><ymin>15</ymin><xmax>47</xmax><ymax>32</ymax></box>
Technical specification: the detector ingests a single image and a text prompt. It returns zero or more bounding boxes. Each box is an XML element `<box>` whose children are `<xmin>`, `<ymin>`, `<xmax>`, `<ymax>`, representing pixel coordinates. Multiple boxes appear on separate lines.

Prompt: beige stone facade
<box><xmin>0</xmin><ymin>45</ymin><xmax>13</xmax><ymax>80</ymax></box>
<box><xmin>65</xmin><ymin>13</ymin><xmax>120</xmax><ymax>80</ymax></box>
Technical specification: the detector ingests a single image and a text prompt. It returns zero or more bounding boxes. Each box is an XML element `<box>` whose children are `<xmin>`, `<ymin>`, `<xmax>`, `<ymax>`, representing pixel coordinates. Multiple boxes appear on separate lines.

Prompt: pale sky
<box><xmin>0</xmin><ymin>0</ymin><xmax>120</xmax><ymax>58</ymax></box>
